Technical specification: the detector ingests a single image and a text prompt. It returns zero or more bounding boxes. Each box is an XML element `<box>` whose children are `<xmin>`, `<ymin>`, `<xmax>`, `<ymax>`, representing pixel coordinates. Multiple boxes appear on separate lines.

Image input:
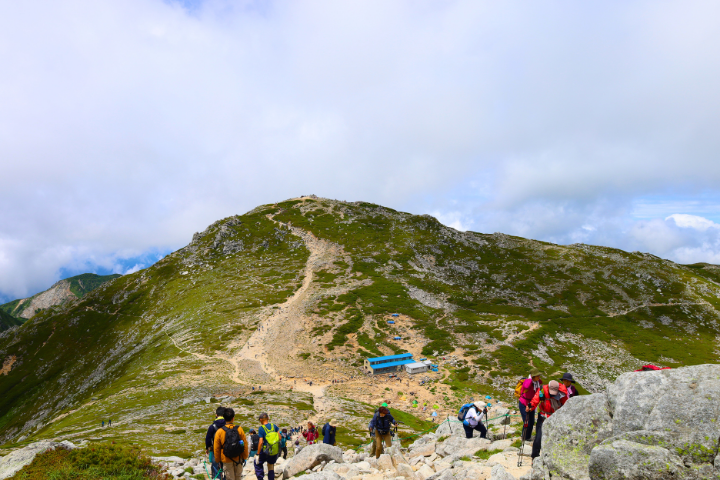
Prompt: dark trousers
<box><xmin>254</xmin><ymin>451</ymin><xmax>279</xmax><ymax>480</ymax></box>
<box><xmin>519</xmin><ymin>401</ymin><xmax>536</xmax><ymax>441</ymax></box>
<box><xmin>209</xmin><ymin>452</ymin><xmax>221</xmax><ymax>479</ymax></box>
<box><xmin>531</xmin><ymin>415</ymin><xmax>545</xmax><ymax>458</ymax></box>
<box><xmin>280</xmin><ymin>446</ymin><xmax>287</xmax><ymax>459</ymax></box>
<box><xmin>462</xmin><ymin>422</ymin><xmax>487</xmax><ymax>439</ymax></box>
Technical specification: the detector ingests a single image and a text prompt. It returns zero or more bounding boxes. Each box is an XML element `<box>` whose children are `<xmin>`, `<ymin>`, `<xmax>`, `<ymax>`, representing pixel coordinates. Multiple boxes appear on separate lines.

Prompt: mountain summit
<box><xmin>1</xmin><ymin>197</ymin><xmax>718</xmax><ymax>451</ymax></box>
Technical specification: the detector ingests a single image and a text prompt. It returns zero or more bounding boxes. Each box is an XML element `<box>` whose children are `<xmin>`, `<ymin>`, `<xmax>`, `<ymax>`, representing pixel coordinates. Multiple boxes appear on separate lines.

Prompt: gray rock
<box><xmin>434</xmin><ymin>420</ymin><xmax>466</xmax><ymax>438</ymax></box>
<box><xmin>426</xmin><ymin>469</ymin><xmax>454</xmax><ymax>480</ymax></box>
<box><xmin>534</xmin><ymin>364</ymin><xmax>720</xmax><ymax>480</ymax></box>
<box><xmin>283</xmin><ymin>444</ymin><xmax>344</xmax><ymax>479</ymax></box>
<box><xmin>588</xmin><ymin>439</ymin><xmax>686</xmax><ymax>479</ymax></box>
<box><xmin>0</xmin><ymin>440</ymin><xmax>76</xmax><ymax>480</ymax></box>
<box><xmin>491</xmin><ymin>464</ymin><xmax>517</xmax><ymax>480</ymax></box>
<box><xmin>540</xmin><ymin>393</ymin><xmax>613</xmax><ymax>480</ymax></box>
<box><xmin>608</xmin><ymin>364</ymin><xmax>720</xmax><ymax>464</ymax></box>
<box><xmin>294</xmin><ymin>471</ymin><xmax>342</xmax><ymax>480</ymax></box>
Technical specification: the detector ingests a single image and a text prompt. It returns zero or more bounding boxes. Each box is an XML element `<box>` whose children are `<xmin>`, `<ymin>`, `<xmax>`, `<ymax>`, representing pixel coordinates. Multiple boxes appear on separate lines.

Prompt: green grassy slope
<box><xmin>0</xmin><ymin>197</ymin><xmax>719</xmax><ymax>451</ymax></box>
<box><xmin>0</xmin><ymin>309</ymin><xmax>22</xmax><ymax>332</ymax></box>
<box><xmin>67</xmin><ymin>273</ymin><xmax>123</xmax><ymax>298</ymax></box>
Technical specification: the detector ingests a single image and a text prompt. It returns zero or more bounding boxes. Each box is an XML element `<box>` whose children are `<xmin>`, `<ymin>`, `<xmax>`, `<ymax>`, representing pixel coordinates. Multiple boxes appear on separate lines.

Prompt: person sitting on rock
<box><xmin>461</xmin><ymin>402</ymin><xmax>488</xmax><ymax>439</ymax></box>
<box><xmin>528</xmin><ymin>380</ymin><xmax>567</xmax><ymax>460</ymax></box>
<box><xmin>369</xmin><ymin>406</ymin><xmax>397</xmax><ymax>458</ymax></box>
<box><xmin>559</xmin><ymin>372</ymin><xmax>579</xmax><ymax>399</ymax></box>
<box><xmin>519</xmin><ymin>367</ymin><xmax>543</xmax><ymax>443</ymax></box>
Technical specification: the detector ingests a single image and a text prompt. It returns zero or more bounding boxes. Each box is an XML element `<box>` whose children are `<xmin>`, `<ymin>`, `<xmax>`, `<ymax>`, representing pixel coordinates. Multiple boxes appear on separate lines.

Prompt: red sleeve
<box><xmin>559</xmin><ymin>385</ymin><xmax>569</xmax><ymax>405</ymax></box>
<box><xmin>530</xmin><ymin>389</ymin><xmax>541</xmax><ymax>410</ymax></box>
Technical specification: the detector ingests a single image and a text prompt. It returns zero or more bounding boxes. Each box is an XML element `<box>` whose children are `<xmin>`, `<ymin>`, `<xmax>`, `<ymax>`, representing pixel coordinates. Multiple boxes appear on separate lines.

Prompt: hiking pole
<box><xmin>517</xmin><ymin>422</ymin><xmax>528</xmax><ymax>467</ymax></box>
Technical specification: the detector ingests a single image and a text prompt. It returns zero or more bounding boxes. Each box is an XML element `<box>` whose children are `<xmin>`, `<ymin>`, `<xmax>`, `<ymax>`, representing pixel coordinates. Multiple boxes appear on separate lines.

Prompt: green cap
<box><xmin>381</xmin><ymin>402</ymin><xmax>388</xmax><ymax>407</ymax></box>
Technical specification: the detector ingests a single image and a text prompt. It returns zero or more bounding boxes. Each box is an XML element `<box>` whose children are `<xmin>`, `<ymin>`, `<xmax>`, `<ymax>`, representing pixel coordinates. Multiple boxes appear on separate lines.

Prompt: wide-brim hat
<box><xmin>473</xmin><ymin>401</ymin><xmax>485</xmax><ymax>410</ymax></box>
<box><xmin>529</xmin><ymin>368</ymin><xmax>542</xmax><ymax>377</ymax></box>
<box><xmin>560</xmin><ymin>372</ymin><xmax>576</xmax><ymax>383</ymax></box>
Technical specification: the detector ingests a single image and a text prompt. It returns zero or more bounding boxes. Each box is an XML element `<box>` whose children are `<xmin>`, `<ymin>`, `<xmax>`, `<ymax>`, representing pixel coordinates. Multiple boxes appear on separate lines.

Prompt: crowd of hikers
<box><xmin>204</xmin><ymin>407</ymin><xmax>340</xmax><ymax>480</ymax></box>
<box><xmin>515</xmin><ymin>369</ymin><xmax>579</xmax><ymax>459</ymax></box>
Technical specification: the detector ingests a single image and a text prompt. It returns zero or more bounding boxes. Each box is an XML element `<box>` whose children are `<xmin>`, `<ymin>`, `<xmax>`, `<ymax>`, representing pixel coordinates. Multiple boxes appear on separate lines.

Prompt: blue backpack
<box><xmin>458</xmin><ymin>403</ymin><xmax>474</xmax><ymax>422</ymax></box>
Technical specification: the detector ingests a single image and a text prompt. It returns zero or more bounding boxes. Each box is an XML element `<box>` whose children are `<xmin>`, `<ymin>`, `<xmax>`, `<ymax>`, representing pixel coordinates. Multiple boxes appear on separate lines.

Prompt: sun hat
<box><xmin>548</xmin><ymin>380</ymin><xmax>560</xmax><ymax>395</ymax></box>
<box><xmin>529</xmin><ymin>368</ymin><xmax>542</xmax><ymax>377</ymax></box>
<box><xmin>473</xmin><ymin>401</ymin><xmax>485</xmax><ymax>410</ymax></box>
<box><xmin>330</xmin><ymin>419</ymin><xmax>337</xmax><ymax>425</ymax></box>
<box><xmin>559</xmin><ymin>372</ymin><xmax>576</xmax><ymax>383</ymax></box>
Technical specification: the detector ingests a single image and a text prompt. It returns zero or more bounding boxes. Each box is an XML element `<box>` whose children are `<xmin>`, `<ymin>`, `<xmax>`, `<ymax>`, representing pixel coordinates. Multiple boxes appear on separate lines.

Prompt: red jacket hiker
<box><xmin>530</xmin><ymin>383</ymin><xmax>568</xmax><ymax>417</ymax></box>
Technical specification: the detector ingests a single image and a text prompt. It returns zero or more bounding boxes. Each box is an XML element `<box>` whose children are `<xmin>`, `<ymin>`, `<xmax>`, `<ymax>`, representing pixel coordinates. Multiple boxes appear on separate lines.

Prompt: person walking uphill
<box><xmin>254</xmin><ymin>412</ymin><xmax>281</xmax><ymax>480</ymax></box>
<box><xmin>529</xmin><ymin>380</ymin><xmax>567</xmax><ymax>460</ymax></box>
<box><xmin>322</xmin><ymin>420</ymin><xmax>337</xmax><ymax>446</ymax></box>
<box><xmin>206</xmin><ymin>406</ymin><xmax>227</xmax><ymax>479</ymax></box>
<box><xmin>517</xmin><ymin>368</ymin><xmax>542</xmax><ymax>442</ymax></box>
<box><xmin>559</xmin><ymin>372</ymin><xmax>579</xmax><ymax>400</ymax></box>
<box><xmin>369</xmin><ymin>406</ymin><xmax>397</xmax><ymax>458</ymax></box>
<box><xmin>213</xmin><ymin>408</ymin><xmax>249</xmax><ymax>480</ymax></box>
<box><xmin>303</xmin><ymin>422</ymin><xmax>319</xmax><ymax>445</ymax></box>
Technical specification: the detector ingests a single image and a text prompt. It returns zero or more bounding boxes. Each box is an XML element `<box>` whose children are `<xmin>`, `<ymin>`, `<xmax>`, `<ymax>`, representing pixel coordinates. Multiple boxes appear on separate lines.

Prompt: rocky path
<box><xmin>234</xmin><ymin>218</ymin><xmax>345</xmax><ymax>399</ymax></box>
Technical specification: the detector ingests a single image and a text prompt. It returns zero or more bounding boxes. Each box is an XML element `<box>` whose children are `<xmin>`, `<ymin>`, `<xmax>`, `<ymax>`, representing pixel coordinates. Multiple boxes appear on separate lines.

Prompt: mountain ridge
<box><xmin>0</xmin><ymin>196</ymin><xmax>718</xmax><ymax>454</ymax></box>
<box><xmin>0</xmin><ymin>273</ymin><xmax>122</xmax><ymax>320</ymax></box>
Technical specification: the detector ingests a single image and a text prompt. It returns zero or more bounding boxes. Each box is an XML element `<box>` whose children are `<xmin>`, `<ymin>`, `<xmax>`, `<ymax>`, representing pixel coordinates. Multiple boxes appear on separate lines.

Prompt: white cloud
<box><xmin>666</xmin><ymin>214</ymin><xmax>719</xmax><ymax>231</ymax></box>
<box><xmin>124</xmin><ymin>264</ymin><xmax>144</xmax><ymax>275</ymax></box>
<box><xmin>2</xmin><ymin>0</ymin><xmax>720</xmax><ymax>298</ymax></box>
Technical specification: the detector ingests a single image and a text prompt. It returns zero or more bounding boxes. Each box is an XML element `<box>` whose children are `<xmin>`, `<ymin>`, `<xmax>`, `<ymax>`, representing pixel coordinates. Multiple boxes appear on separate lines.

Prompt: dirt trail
<box><xmin>234</xmin><ymin>219</ymin><xmax>344</xmax><ymax>399</ymax></box>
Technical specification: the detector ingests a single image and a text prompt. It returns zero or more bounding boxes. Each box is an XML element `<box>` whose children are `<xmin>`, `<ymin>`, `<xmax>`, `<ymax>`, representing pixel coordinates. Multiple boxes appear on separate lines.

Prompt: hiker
<box><xmin>303</xmin><ymin>422</ymin><xmax>319</xmax><ymax>444</ymax></box>
<box><xmin>369</xmin><ymin>406</ymin><xmax>397</xmax><ymax>458</ymax></box>
<box><xmin>213</xmin><ymin>408</ymin><xmax>249</xmax><ymax>480</ymax></box>
<box><xmin>528</xmin><ymin>380</ymin><xmax>567</xmax><ymax>459</ymax></box>
<box><xmin>205</xmin><ymin>406</ymin><xmax>227</xmax><ymax>479</ymax></box>
<box><xmin>518</xmin><ymin>367</ymin><xmax>542</xmax><ymax>443</ymax></box>
<box><xmin>560</xmin><ymin>372</ymin><xmax>579</xmax><ymax>399</ymax></box>
<box><xmin>461</xmin><ymin>402</ymin><xmax>488</xmax><ymax>439</ymax></box>
<box><xmin>108</xmin><ymin>419</ymin><xmax>112</xmax><ymax>427</ymax></box>
<box><xmin>280</xmin><ymin>428</ymin><xmax>289</xmax><ymax>459</ymax></box>
<box><xmin>102</xmin><ymin>420</ymin><xmax>104</xmax><ymax>428</ymax></box>
<box><xmin>249</xmin><ymin>429</ymin><xmax>260</xmax><ymax>458</ymax></box>
<box><xmin>322</xmin><ymin>419</ymin><xmax>337</xmax><ymax>446</ymax></box>
<box><xmin>255</xmin><ymin>412</ymin><xmax>280</xmax><ymax>480</ymax></box>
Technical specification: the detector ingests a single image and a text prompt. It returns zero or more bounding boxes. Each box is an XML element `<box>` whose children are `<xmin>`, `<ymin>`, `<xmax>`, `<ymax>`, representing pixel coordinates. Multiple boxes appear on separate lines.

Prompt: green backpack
<box><xmin>262</xmin><ymin>424</ymin><xmax>280</xmax><ymax>456</ymax></box>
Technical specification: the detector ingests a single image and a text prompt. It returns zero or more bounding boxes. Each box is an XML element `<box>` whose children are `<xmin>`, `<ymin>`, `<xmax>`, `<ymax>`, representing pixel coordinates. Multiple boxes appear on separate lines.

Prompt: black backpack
<box><xmin>222</xmin><ymin>426</ymin><xmax>244</xmax><ymax>462</ymax></box>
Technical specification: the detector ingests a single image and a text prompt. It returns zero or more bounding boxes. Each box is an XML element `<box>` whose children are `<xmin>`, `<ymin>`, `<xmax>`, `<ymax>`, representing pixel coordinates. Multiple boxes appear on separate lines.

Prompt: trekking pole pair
<box><xmin>517</xmin><ymin>422</ymin><xmax>528</xmax><ymax>467</ymax></box>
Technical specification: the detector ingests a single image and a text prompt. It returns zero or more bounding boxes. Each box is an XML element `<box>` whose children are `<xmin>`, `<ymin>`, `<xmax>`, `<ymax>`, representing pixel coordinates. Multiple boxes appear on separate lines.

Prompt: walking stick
<box><xmin>517</xmin><ymin>421</ymin><xmax>528</xmax><ymax>467</ymax></box>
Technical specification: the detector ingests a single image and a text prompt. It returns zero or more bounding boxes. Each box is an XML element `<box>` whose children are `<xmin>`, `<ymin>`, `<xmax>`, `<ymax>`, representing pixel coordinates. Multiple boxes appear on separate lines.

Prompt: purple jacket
<box><xmin>520</xmin><ymin>378</ymin><xmax>542</xmax><ymax>406</ymax></box>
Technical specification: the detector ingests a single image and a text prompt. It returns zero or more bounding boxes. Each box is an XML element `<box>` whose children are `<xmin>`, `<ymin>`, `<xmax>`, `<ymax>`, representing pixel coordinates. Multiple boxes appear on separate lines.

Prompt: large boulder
<box><xmin>540</xmin><ymin>393</ymin><xmax>613</xmax><ymax>479</ymax></box>
<box><xmin>588</xmin><ymin>438</ymin><xmax>686</xmax><ymax>479</ymax></box>
<box><xmin>535</xmin><ymin>364</ymin><xmax>720</xmax><ymax>479</ymax></box>
<box><xmin>0</xmin><ymin>440</ymin><xmax>76</xmax><ymax>480</ymax></box>
<box><xmin>282</xmin><ymin>443</ymin><xmax>344</xmax><ymax>479</ymax></box>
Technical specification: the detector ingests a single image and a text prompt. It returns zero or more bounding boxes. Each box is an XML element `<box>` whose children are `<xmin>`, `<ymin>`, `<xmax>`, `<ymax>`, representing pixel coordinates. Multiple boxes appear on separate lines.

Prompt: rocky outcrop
<box><xmin>0</xmin><ymin>440</ymin><xmax>76</xmax><ymax>479</ymax></box>
<box><xmin>283</xmin><ymin>443</ymin><xmax>345</xmax><ymax>479</ymax></box>
<box><xmin>533</xmin><ymin>364</ymin><xmax>720</xmax><ymax>479</ymax></box>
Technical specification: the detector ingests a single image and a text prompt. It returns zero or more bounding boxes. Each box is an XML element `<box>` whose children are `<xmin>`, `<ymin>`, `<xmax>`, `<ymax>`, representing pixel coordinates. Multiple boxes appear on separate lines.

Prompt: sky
<box><xmin>2</xmin><ymin>0</ymin><xmax>720</xmax><ymax>302</ymax></box>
